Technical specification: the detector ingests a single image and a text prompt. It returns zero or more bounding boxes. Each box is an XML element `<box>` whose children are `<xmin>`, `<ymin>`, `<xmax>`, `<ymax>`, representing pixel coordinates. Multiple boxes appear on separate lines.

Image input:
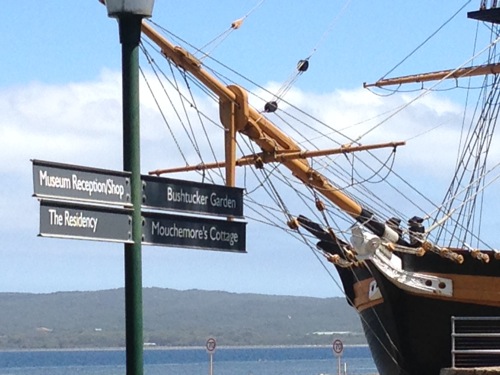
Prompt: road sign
<box><xmin>39</xmin><ymin>200</ymin><xmax>132</xmax><ymax>243</ymax></box>
<box><xmin>142</xmin><ymin>212</ymin><xmax>246</xmax><ymax>253</ymax></box>
<box><xmin>206</xmin><ymin>338</ymin><xmax>216</xmax><ymax>353</ymax></box>
<box><xmin>332</xmin><ymin>339</ymin><xmax>344</xmax><ymax>356</ymax></box>
<box><xmin>142</xmin><ymin>175</ymin><xmax>244</xmax><ymax>217</ymax></box>
<box><xmin>33</xmin><ymin>159</ymin><xmax>131</xmax><ymax>206</ymax></box>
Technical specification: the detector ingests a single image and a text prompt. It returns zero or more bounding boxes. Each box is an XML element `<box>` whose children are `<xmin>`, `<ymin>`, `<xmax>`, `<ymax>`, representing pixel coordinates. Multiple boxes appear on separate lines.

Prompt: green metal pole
<box><xmin>118</xmin><ymin>15</ymin><xmax>144</xmax><ymax>375</ymax></box>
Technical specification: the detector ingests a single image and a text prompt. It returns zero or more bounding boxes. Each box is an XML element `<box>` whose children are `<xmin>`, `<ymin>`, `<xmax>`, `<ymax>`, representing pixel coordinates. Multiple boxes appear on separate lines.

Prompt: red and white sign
<box><xmin>206</xmin><ymin>337</ymin><xmax>217</xmax><ymax>353</ymax></box>
<box><xmin>332</xmin><ymin>339</ymin><xmax>344</xmax><ymax>356</ymax></box>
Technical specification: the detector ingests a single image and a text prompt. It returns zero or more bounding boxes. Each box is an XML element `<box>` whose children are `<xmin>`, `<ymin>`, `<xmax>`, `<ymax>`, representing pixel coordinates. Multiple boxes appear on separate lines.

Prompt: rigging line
<box><xmin>435</xmin><ymin>77</ymin><xmax>500</xmax><ymax>241</ymax></box>
<box><xmin>427</xmin><ymin>162</ymin><xmax>500</xmax><ymax>246</ymax></box>
<box><xmin>258</xmin><ymin>167</ymin><xmax>297</xmax><ymax>222</ymax></box>
<box><xmin>455</xmin><ymin>101</ymin><xmax>499</xmax><ymax>245</ymax></box>
<box><xmin>138</xmin><ymin>58</ymin><xmax>189</xmax><ymax>166</ymax></box>
<box><xmin>347</xmin><ymin>147</ymin><xmax>397</xmax><ymax>185</ymax></box>
<box><xmin>238</xmin><ymin>156</ymin><xmax>280</xmax><ymax>197</ymax></box>
<box><xmin>143</xmin><ymin>44</ymin><xmax>225</xmax><ymax>182</ymax></box>
<box><xmin>179</xmin><ymin>71</ymin><xmax>226</xmax><ymax>181</ymax></box>
<box><xmin>244</xmin><ymin>202</ymin><xmax>291</xmax><ymax>232</ymax></box>
<box><xmin>169</xmin><ymin>66</ymin><xmax>203</xmax><ymax>158</ymax></box>
<box><xmin>245</xmin><ymin>194</ymin><xmax>294</xmax><ymax>220</ymax></box>
<box><xmin>366</xmin><ymin>81</ymin><xmax>497</xmax><ymax>95</ymax></box>
<box><xmin>275</xmin><ymin>172</ymin><xmax>352</xmax><ymax>228</ymax></box>
<box><xmin>450</xmin><ymin>6</ymin><xmax>479</xmax><ymax>166</ymax></box>
<box><xmin>405</xmin><ymin>121</ymin><xmax>451</xmax><ymax>142</ymax></box>
<box><xmin>307</xmin><ymin>0</ymin><xmax>353</xmax><ymax>59</ymax></box>
<box><xmin>140</xmin><ymin>44</ymin><xmax>205</xmax><ymax>158</ymax></box>
<box><xmin>196</xmin><ymin>0</ymin><xmax>267</xmax><ymax>61</ymax></box>
<box><xmin>142</xmin><ymin>39</ymin><xmax>221</xmax><ymax>105</ymax></box>
<box><xmin>195</xmin><ymin>29</ymin><xmax>234</xmax><ymax>60</ymax></box>
<box><xmin>380</xmin><ymin>0</ymin><xmax>472</xmax><ymax>81</ymax></box>
<box><xmin>233</xmin><ymin>132</ymin><xmax>285</xmax><ymax>188</ymax></box>
<box><xmin>275</xmin><ymin>169</ymin><xmax>328</xmax><ymax>224</ymax></box>
<box><xmin>295</xmin><ymin>227</ymin><xmax>354</xmax><ymax>302</ymax></box>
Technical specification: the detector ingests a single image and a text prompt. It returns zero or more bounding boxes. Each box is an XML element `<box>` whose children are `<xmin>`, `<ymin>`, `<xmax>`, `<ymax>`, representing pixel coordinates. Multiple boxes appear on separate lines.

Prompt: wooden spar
<box><xmin>149</xmin><ymin>141</ymin><xmax>406</xmax><ymax>175</ymax></box>
<box><xmin>363</xmin><ymin>63</ymin><xmax>500</xmax><ymax>88</ymax></box>
<box><xmin>140</xmin><ymin>21</ymin><xmax>395</xmax><ymax>220</ymax></box>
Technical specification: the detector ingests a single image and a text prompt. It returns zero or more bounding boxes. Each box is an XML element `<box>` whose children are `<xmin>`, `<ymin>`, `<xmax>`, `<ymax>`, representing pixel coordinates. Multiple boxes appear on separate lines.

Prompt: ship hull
<box><xmin>296</xmin><ymin>215</ymin><xmax>500</xmax><ymax>374</ymax></box>
<box><xmin>349</xmin><ymin>257</ymin><xmax>500</xmax><ymax>375</ymax></box>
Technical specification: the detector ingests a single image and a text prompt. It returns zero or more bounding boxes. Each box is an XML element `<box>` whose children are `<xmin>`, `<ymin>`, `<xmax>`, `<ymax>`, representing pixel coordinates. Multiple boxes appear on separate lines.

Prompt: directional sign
<box><xmin>39</xmin><ymin>200</ymin><xmax>132</xmax><ymax>243</ymax></box>
<box><xmin>33</xmin><ymin>159</ymin><xmax>131</xmax><ymax>206</ymax></box>
<box><xmin>142</xmin><ymin>212</ymin><xmax>246</xmax><ymax>253</ymax></box>
<box><xmin>142</xmin><ymin>175</ymin><xmax>244</xmax><ymax>218</ymax></box>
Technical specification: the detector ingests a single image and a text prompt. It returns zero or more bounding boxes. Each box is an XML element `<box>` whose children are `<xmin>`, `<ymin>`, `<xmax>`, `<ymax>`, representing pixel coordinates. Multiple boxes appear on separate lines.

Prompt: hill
<box><xmin>0</xmin><ymin>288</ymin><xmax>364</xmax><ymax>349</ymax></box>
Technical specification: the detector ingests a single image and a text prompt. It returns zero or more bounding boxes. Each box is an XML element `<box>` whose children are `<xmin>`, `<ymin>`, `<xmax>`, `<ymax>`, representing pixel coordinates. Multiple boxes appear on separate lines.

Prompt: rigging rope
<box><xmin>379</xmin><ymin>0</ymin><xmax>473</xmax><ymax>81</ymax></box>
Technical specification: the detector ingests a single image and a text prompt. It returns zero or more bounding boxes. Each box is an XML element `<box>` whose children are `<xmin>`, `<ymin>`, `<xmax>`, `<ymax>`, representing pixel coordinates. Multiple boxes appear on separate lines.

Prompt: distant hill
<box><xmin>0</xmin><ymin>288</ymin><xmax>364</xmax><ymax>349</ymax></box>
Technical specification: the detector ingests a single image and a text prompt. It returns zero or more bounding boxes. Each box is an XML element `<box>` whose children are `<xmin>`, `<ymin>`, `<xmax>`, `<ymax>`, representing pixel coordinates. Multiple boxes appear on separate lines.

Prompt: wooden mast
<box><xmin>364</xmin><ymin>63</ymin><xmax>500</xmax><ymax>88</ymax></box>
<box><xmin>149</xmin><ymin>141</ymin><xmax>406</xmax><ymax>175</ymax></box>
<box><xmin>140</xmin><ymin>21</ymin><xmax>403</xmax><ymax>242</ymax></box>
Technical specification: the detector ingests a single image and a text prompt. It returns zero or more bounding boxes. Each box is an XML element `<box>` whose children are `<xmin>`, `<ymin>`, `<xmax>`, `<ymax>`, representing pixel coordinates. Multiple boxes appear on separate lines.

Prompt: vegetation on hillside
<box><xmin>0</xmin><ymin>288</ymin><xmax>364</xmax><ymax>349</ymax></box>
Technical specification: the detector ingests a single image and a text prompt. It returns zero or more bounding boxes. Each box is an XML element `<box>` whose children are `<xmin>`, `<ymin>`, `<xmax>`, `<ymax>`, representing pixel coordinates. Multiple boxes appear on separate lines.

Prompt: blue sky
<box><xmin>0</xmin><ymin>1</ymin><xmax>489</xmax><ymax>298</ymax></box>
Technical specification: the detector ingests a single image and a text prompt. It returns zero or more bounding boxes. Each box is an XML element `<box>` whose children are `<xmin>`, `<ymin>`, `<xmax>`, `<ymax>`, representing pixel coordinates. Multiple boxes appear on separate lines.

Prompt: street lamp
<box><xmin>104</xmin><ymin>1</ymin><xmax>154</xmax><ymax>375</ymax></box>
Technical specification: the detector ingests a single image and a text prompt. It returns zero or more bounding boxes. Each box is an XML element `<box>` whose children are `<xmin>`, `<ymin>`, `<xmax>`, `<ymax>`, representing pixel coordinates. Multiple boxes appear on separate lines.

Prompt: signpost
<box><xmin>332</xmin><ymin>338</ymin><xmax>344</xmax><ymax>375</ymax></box>
<box><xmin>142</xmin><ymin>175</ymin><xmax>244</xmax><ymax>217</ymax></box>
<box><xmin>206</xmin><ymin>337</ymin><xmax>216</xmax><ymax>375</ymax></box>
<box><xmin>142</xmin><ymin>212</ymin><xmax>246</xmax><ymax>253</ymax></box>
<box><xmin>39</xmin><ymin>200</ymin><xmax>132</xmax><ymax>243</ymax></box>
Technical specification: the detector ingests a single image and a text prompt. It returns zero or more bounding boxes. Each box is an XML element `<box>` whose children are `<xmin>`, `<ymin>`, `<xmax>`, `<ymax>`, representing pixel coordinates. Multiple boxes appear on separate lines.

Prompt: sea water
<box><xmin>0</xmin><ymin>346</ymin><xmax>377</xmax><ymax>375</ymax></box>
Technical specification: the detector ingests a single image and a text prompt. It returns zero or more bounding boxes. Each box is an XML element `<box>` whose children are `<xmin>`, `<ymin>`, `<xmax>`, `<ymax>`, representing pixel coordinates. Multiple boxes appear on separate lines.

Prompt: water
<box><xmin>0</xmin><ymin>346</ymin><xmax>377</xmax><ymax>375</ymax></box>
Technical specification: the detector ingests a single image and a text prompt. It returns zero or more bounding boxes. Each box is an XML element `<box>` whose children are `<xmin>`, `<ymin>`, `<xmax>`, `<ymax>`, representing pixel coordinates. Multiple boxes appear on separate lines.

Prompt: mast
<box><xmin>140</xmin><ymin>21</ymin><xmax>405</xmax><ymax>244</ymax></box>
<box><xmin>364</xmin><ymin>63</ymin><xmax>500</xmax><ymax>88</ymax></box>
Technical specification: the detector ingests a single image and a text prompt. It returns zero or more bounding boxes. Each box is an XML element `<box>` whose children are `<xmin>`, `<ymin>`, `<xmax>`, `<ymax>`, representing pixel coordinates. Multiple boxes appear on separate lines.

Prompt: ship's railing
<box><xmin>451</xmin><ymin>316</ymin><xmax>500</xmax><ymax>368</ymax></box>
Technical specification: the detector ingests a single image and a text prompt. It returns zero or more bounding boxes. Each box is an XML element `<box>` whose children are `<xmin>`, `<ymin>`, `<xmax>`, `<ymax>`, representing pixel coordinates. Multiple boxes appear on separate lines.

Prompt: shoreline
<box><xmin>0</xmin><ymin>344</ymin><xmax>370</xmax><ymax>353</ymax></box>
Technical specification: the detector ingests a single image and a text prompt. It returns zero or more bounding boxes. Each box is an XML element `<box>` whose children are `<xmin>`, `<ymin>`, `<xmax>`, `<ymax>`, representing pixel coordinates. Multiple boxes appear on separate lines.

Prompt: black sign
<box><xmin>39</xmin><ymin>201</ymin><xmax>132</xmax><ymax>243</ymax></box>
<box><xmin>33</xmin><ymin>159</ymin><xmax>131</xmax><ymax>206</ymax></box>
<box><xmin>142</xmin><ymin>175</ymin><xmax>244</xmax><ymax>218</ymax></box>
<box><xmin>142</xmin><ymin>212</ymin><xmax>246</xmax><ymax>253</ymax></box>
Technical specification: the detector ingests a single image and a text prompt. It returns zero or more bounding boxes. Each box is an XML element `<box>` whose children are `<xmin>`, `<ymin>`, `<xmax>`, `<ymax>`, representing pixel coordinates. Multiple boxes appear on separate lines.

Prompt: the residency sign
<box><xmin>142</xmin><ymin>175</ymin><xmax>244</xmax><ymax>218</ymax></box>
<box><xmin>39</xmin><ymin>201</ymin><xmax>132</xmax><ymax>243</ymax></box>
<box><xmin>142</xmin><ymin>212</ymin><xmax>246</xmax><ymax>253</ymax></box>
<box><xmin>32</xmin><ymin>159</ymin><xmax>131</xmax><ymax>206</ymax></box>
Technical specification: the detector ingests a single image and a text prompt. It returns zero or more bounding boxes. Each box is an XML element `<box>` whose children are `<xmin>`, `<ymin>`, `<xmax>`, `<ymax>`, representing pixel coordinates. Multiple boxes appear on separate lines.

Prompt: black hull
<box><xmin>297</xmin><ymin>215</ymin><xmax>500</xmax><ymax>374</ymax></box>
<box><xmin>348</xmin><ymin>259</ymin><xmax>500</xmax><ymax>375</ymax></box>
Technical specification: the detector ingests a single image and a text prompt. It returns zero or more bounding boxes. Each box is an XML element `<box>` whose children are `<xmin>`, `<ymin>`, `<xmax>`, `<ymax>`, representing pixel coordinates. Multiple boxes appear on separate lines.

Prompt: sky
<box><xmin>0</xmin><ymin>0</ymin><xmax>492</xmax><ymax>298</ymax></box>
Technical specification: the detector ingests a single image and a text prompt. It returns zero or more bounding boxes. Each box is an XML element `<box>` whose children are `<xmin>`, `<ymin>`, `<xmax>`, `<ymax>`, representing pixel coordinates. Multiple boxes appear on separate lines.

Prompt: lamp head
<box><xmin>104</xmin><ymin>0</ymin><xmax>154</xmax><ymax>18</ymax></box>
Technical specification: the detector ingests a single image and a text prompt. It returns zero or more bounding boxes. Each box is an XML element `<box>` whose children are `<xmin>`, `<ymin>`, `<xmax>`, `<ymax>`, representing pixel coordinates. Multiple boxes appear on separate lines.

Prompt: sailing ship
<box><xmin>123</xmin><ymin>1</ymin><xmax>500</xmax><ymax>374</ymax></box>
